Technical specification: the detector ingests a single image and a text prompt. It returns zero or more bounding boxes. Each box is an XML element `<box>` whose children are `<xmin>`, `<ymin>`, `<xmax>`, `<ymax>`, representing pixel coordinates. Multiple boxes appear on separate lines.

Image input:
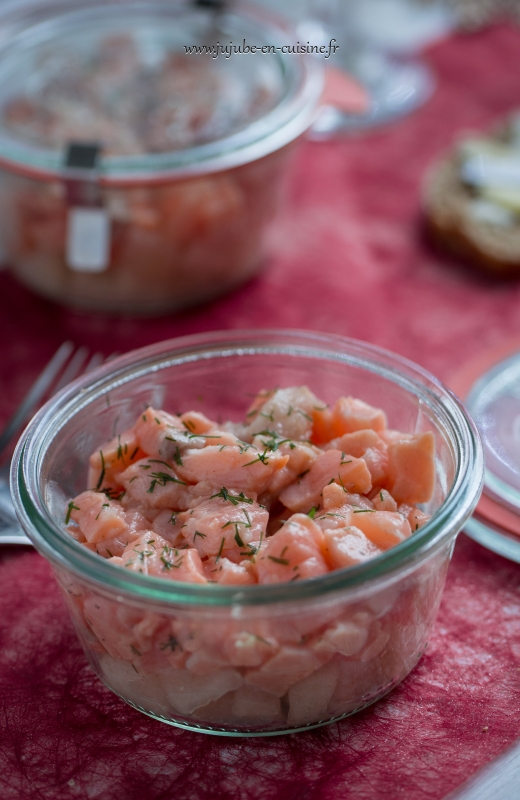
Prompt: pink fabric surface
<box><xmin>1</xmin><ymin>23</ymin><xmax>520</xmax><ymax>800</ymax></box>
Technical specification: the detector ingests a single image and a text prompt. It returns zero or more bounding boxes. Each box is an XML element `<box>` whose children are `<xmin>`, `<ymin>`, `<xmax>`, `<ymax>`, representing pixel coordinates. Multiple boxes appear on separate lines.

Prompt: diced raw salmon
<box><xmin>362</xmin><ymin>447</ymin><xmax>388</xmax><ymax>486</ymax></box>
<box><xmin>326</xmin><ymin>430</ymin><xmax>389</xmax><ymax>486</ymax></box>
<box><xmin>152</xmin><ymin>509</ymin><xmax>186</xmax><ymax>548</ymax></box>
<box><xmin>69</xmin><ymin>490</ymin><xmax>128</xmax><ymax>544</ymax></box>
<box><xmin>184</xmin><ymin>646</ymin><xmax>230</xmax><ymax>675</ymax></box>
<box><xmin>331</xmin><ymin>396</ymin><xmax>387</xmax><ymax>436</ymax></box>
<box><xmin>204</xmin><ymin>557</ymin><xmax>256</xmax><ymax>585</ymax></box>
<box><xmin>327</xmin><ymin>655</ymin><xmax>384</xmax><ymax>716</ymax></box>
<box><xmin>118</xmin><ymin>531</ymin><xmax>207</xmax><ymax>583</ymax></box>
<box><xmin>82</xmin><ymin>594</ymin><xmax>165</xmax><ymax>661</ymax></box>
<box><xmin>134</xmin><ymin>406</ymin><xmax>185</xmax><ymax>456</ymax></box>
<box><xmin>358</xmin><ymin>620</ymin><xmax>390</xmax><ymax>662</ymax></box>
<box><xmin>279</xmin><ymin>450</ymin><xmax>372</xmax><ymax>512</ymax></box>
<box><xmin>372</xmin><ymin>488</ymin><xmax>398</xmax><ymax>512</ymax></box>
<box><xmin>232</xmin><ymin>687</ymin><xmax>282</xmax><ymax>722</ymax></box>
<box><xmin>161</xmin><ymin>667</ymin><xmax>243</xmax><ymax>715</ymax></box>
<box><xmin>287</xmin><ymin>658</ymin><xmax>340</xmax><ymax>727</ymax></box>
<box><xmin>178</xmin><ymin>496</ymin><xmax>267</xmax><ymax>560</ymax></box>
<box><xmin>386</xmin><ymin>431</ymin><xmax>435</xmax><ymax>504</ymax></box>
<box><xmin>100</xmin><ymin>655</ymin><xmax>172</xmax><ymax>718</ymax></box>
<box><xmin>398</xmin><ymin>503</ymin><xmax>431</xmax><ymax>532</ymax></box>
<box><xmin>179</xmin><ymin>410</ymin><xmax>216</xmax><ymax>434</ymax></box>
<box><xmin>350</xmin><ymin>510</ymin><xmax>411</xmax><ymax>550</ymax></box>
<box><xmin>95</xmin><ymin>507</ymin><xmax>148</xmax><ymax>557</ymax></box>
<box><xmin>245</xmin><ymin>645</ymin><xmax>322</xmax><ymax>697</ymax></box>
<box><xmin>244</xmin><ymin>386</ymin><xmax>322</xmax><ymax>442</ymax></box>
<box><xmin>175</xmin><ymin>445</ymin><xmax>288</xmax><ymax>494</ymax></box>
<box><xmin>311</xmin><ymin>405</ymin><xmax>335</xmax><ymax>445</ymax></box>
<box><xmin>313</xmin><ymin>615</ymin><xmax>371</xmax><ymax>657</ymax></box>
<box><xmin>223</xmin><ymin>631</ymin><xmax>278</xmax><ymax>668</ymax></box>
<box><xmin>321</xmin><ymin>482</ymin><xmax>348</xmax><ymax>509</ymax></box>
<box><xmin>256</xmin><ymin>514</ymin><xmax>328</xmax><ymax>584</ymax></box>
<box><xmin>88</xmin><ymin>427</ymin><xmax>145</xmax><ymax>492</ymax></box>
<box><xmin>119</xmin><ymin>457</ymin><xmax>188</xmax><ymax>510</ymax></box>
<box><xmin>322</xmin><ymin>525</ymin><xmax>383</xmax><ymax>569</ymax></box>
<box><xmin>255</xmin><ymin>436</ymin><xmax>320</xmax><ymax>497</ymax></box>
<box><xmin>326</xmin><ymin>429</ymin><xmax>383</xmax><ymax>457</ymax></box>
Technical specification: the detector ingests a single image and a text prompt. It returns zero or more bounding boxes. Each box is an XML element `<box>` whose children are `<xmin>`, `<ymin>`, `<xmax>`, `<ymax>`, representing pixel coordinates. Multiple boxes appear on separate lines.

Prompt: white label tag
<box><xmin>66</xmin><ymin>207</ymin><xmax>110</xmax><ymax>273</ymax></box>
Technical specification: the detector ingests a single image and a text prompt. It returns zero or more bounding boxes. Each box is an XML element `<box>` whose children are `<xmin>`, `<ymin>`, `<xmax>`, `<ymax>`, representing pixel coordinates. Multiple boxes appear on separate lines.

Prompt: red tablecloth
<box><xmin>1</xmin><ymin>23</ymin><xmax>520</xmax><ymax>800</ymax></box>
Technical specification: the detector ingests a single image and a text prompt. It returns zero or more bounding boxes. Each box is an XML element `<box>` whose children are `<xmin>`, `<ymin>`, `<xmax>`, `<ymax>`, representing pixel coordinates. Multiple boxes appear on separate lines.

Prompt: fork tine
<box><xmin>84</xmin><ymin>352</ymin><xmax>104</xmax><ymax>373</ymax></box>
<box><xmin>0</xmin><ymin>342</ymin><xmax>74</xmax><ymax>453</ymax></box>
<box><xmin>52</xmin><ymin>345</ymin><xmax>90</xmax><ymax>393</ymax></box>
<box><xmin>0</xmin><ymin>341</ymin><xmax>74</xmax><ymax>456</ymax></box>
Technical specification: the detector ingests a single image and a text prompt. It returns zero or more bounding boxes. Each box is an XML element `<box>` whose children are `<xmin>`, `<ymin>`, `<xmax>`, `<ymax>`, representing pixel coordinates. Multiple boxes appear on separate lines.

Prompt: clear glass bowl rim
<box><xmin>465</xmin><ymin>350</ymin><xmax>520</xmax><ymax>514</ymax></box>
<box><xmin>0</xmin><ymin>0</ymin><xmax>324</xmax><ymax>186</ymax></box>
<box><xmin>11</xmin><ymin>329</ymin><xmax>484</xmax><ymax>607</ymax></box>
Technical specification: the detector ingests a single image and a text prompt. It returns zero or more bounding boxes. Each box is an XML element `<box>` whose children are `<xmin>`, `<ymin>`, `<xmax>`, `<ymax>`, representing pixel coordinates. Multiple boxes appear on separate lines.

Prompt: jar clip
<box><xmin>64</xmin><ymin>143</ymin><xmax>110</xmax><ymax>274</ymax></box>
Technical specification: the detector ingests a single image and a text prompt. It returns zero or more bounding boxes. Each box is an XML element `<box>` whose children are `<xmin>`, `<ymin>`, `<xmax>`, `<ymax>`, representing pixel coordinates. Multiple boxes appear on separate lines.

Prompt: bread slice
<box><xmin>424</xmin><ymin>128</ymin><xmax>520</xmax><ymax>277</ymax></box>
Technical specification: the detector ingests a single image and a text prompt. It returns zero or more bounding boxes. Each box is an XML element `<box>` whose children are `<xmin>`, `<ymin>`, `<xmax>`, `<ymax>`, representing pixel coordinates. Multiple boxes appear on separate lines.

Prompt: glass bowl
<box><xmin>10</xmin><ymin>330</ymin><xmax>483</xmax><ymax>736</ymax></box>
<box><xmin>0</xmin><ymin>1</ymin><xmax>323</xmax><ymax>315</ymax></box>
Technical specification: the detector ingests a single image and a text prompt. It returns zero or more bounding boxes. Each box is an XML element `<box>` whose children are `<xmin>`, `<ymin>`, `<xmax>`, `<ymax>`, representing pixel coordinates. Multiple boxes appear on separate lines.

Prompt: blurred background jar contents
<box><xmin>0</xmin><ymin>0</ymin><xmax>325</xmax><ymax>315</ymax></box>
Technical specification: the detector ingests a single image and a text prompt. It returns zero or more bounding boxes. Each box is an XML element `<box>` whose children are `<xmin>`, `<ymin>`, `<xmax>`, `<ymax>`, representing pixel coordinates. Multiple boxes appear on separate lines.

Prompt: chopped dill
<box><xmin>172</xmin><ymin>447</ymin><xmax>183</xmax><ymax>467</ymax></box>
<box><xmin>216</xmin><ymin>537</ymin><xmax>225</xmax><ymax>562</ymax></box>
<box><xmin>160</xmin><ymin>635</ymin><xmax>182</xmax><ymax>652</ymax></box>
<box><xmin>243</xmin><ymin>449</ymin><xmax>270</xmax><ymax>467</ymax></box>
<box><xmin>380</xmin><ymin>491</ymin><xmax>384</xmax><ymax>501</ymax></box>
<box><xmin>65</xmin><ymin>501</ymin><xmax>79</xmax><ymax>525</ymax></box>
<box><xmin>95</xmin><ymin>503</ymin><xmax>109</xmax><ymax>520</ymax></box>
<box><xmin>131</xmin><ymin>645</ymin><xmax>141</xmax><ymax>656</ymax></box>
<box><xmin>147</xmin><ymin>472</ymin><xmax>187</xmax><ymax>493</ymax></box>
<box><xmin>94</xmin><ymin>450</ymin><xmax>105</xmax><ymax>492</ymax></box>
<box><xmin>268</xmin><ymin>555</ymin><xmax>290</xmax><ymax>566</ymax></box>
<box><xmin>193</xmin><ymin>531</ymin><xmax>206</xmax><ymax>540</ymax></box>
<box><xmin>130</xmin><ymin>447</ymin><xmax>139</xmax><ymax>460</ymax></box>
<box><xmin>234</xmin><ymin>530</ymin><xmax>245</xmax><ymax>548</ymax></box>
<box><xmin>210</xmin><ymin>487</ymin><xmax>254</xmax><ymax>505</ymax></box>
<box><xmin>352</xmin><ymin>509</ymin><xmax>376</xmax><ymax>513</ymax></box>
<box><xmin>307</xmin><ymin>507</ymin><xmax>318</xmax><ymax>519</ymax></box>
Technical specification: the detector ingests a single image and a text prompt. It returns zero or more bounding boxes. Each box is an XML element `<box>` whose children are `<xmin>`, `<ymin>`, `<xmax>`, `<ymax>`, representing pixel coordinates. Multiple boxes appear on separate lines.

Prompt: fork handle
<box><xmin>0</xmin><ymin>341</ymin><xmax>74</xmax><ymax>458</ymax></box>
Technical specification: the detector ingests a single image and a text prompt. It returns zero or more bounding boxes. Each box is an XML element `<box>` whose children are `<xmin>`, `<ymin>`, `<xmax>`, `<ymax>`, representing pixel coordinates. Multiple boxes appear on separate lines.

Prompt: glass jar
<box><xmin>11</xmin><ymin>331</ymin><xmax>483</xmax><ymax>735</ymax></box>
<box><xmin>0</xmin><ymin>1</ymin><xmax>323</xmax><ymax>314</ymax></box>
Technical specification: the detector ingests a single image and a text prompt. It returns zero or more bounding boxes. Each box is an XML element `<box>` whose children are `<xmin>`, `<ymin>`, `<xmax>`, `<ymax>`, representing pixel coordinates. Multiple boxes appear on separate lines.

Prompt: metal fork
<box><xmin>0</xmin><ymin>343</ymin><xmax>105</xmax><ymax>545</ymax></box>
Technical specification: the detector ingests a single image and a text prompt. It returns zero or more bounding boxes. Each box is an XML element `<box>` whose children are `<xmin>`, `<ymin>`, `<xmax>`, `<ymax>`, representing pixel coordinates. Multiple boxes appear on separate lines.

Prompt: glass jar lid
<box><xmin>0</xmin><ymin>0</ymin><xmax>322</xmax><ymax>183</ymax></box>
<box><xmin>466</xmin><ymin>350</ymin><xmax>520</xmax><ymax>514</ymax></box>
